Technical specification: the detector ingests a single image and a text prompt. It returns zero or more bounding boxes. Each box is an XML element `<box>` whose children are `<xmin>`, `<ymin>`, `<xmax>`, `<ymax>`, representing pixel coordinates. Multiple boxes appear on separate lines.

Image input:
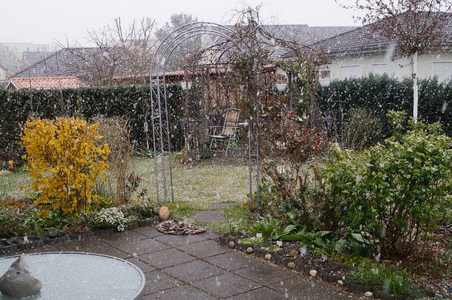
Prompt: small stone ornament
<box><xmin>0</xmin><ymin>254</ymin><xmax>42</xmax><ymax>297</ymax></box>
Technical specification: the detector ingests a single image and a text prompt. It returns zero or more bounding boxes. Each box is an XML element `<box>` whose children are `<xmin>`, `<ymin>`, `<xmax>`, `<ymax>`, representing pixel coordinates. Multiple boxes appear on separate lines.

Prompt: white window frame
<box><xmin>371</xmin><ymin>64</ymin><xmax>388</xmax><ymax>76</ymax></box>
<box><xmin>340</xmin><ymin>65</ymin><xmax>362</xmax><ymax>80</ymax></box>
<box><xmin>432</xmin><ymin>62</ymin><xmax>452</xmax><ymax>84</ymax></box>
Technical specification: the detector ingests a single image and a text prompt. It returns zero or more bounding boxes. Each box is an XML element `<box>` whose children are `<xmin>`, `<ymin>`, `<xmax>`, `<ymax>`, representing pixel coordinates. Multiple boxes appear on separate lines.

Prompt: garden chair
<box><xmin>209</xmin><ymin>108</ymin><xmax>241</xmax><ymax>156</ymax></box>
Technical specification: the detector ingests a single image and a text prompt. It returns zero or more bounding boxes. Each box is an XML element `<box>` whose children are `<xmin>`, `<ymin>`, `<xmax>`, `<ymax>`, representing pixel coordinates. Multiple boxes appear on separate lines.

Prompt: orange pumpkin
<box><xmin>159</xmin><ymin>206</ymin><xmax>170</xmax><ymax>220</ymax></box>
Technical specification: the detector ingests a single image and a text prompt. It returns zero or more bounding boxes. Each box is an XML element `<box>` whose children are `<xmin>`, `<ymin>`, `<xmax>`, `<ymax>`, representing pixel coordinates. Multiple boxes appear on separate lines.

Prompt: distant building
<box><xmin>316</xmin><ymin>13</ymin><xmax>452</xmax><ymax>86</ymax></box>
<box><xmin>0</xmin><ymin>64</ymin><xmax>8</xmax><ymax>88</ymax></box>
<box><xmin>7</xmin><ymin>76</ymin><xmax>87</xmax><ymax>90</ymax></box>
<box><xmin>0</xmin><ymin>43</ymin><xmax>55</xmax><ymax>78</ymax></box>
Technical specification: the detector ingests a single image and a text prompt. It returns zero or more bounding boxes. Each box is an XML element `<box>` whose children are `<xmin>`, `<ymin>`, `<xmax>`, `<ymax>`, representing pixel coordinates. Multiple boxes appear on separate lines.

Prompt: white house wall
<box><xmin>320</xmin><ymin>51</ymin><xmax>452</xmax><ymax>86</ymax></box>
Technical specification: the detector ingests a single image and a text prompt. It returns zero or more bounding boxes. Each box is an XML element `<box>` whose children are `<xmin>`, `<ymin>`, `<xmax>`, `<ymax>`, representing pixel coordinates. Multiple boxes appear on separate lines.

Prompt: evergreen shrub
<box><xmin>318</xmin><ymin>75</ymin><xmax>452</xmax><ymax>140</ymax></box>
<box><xmin>0</xmin><ymin>85</ymin><xmax>184</xmax><ymax>164</ymax></box>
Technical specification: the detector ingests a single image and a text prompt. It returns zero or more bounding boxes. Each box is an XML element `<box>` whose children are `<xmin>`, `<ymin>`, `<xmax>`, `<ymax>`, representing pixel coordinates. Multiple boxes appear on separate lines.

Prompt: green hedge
<box><xmin>318</xmin><ymin>75</ymin><xmax>452</xmax><ymax>138</ymax></box>
<box><xmin>0</xmin><ymin>85</ymin><xmax>184</xmax><ymax>164</ymax></box>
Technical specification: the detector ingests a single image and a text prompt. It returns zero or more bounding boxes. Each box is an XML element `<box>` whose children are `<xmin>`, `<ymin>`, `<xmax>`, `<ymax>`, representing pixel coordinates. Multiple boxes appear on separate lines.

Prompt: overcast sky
<box><xmin>0</xmin><ymin>0</ymin><xmax>362</xmax><ymax>46</ymax></box>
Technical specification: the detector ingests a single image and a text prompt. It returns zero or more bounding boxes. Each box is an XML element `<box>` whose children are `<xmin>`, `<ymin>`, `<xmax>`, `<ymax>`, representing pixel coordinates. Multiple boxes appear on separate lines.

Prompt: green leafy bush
<box><xmin>119</xmin><ymin>200</ymin><xmax>158</xmax><ymax>219</ymax></box>
<box><xmin>0</xmin><ymin>200</ymin><xmax>42</xmax><ymax>238</ymax></box>
<box><xmin>351</xmin><ymin>261</ymin><xmax>414</xmax><ymax>295</ymax></box>
<box><xmin>323</xmin><ymin>111</ymin><xmax>452</xmax><ymax>257</ymax></box>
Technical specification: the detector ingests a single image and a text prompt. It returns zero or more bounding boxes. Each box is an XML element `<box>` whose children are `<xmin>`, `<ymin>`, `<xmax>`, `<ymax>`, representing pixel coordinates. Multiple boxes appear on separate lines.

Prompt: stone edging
<box><xmin>0</xmin><ymin>216</ymin><xmax>160</xmax><ymax>257</ymax></box>
<box><xmin>218</xmin><ymin>233</ymin><xmax>450</xmax><ymax>300</ymax></box>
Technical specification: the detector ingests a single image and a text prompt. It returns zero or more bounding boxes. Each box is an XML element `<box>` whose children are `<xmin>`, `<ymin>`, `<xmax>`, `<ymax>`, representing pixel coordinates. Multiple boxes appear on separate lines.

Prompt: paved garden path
<box><xmin>14</xmin><ymin>221</ymin><xmax>361</xmax><ymax>299</ymax></box>
<box><xmin>194</xmin><ymin>203</ymin><xmax>237</xmax><ymax>224</ymax></box>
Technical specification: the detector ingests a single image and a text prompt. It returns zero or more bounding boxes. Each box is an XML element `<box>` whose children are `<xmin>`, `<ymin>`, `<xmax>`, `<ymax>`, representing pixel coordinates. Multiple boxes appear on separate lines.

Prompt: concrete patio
<box><xmin>15</xmin><ymin>225</ymin><xmax>360</xmax><ymax>299</ymax></box>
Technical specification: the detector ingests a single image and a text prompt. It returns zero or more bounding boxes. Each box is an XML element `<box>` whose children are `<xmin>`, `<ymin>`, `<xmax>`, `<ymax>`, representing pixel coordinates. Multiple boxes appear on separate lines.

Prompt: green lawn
<box><xmin>1</xmin><ymin>157</ymin><xmax>250</xmax><ymax>208</ymax></box>
<box><xmin>133</xmin><ymin>157</ymin><xmax>249</xmax><ymax>209</ymax></box>
<box><xmin>0</xmin><ymin>170</ymin><xmax>32</xmax><ymax>199</ymax></box>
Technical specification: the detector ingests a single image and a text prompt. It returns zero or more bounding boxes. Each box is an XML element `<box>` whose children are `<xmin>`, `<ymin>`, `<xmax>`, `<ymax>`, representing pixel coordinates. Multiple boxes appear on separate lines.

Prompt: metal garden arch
<box><xmin>147</xmin><ymin>22</ymin><xmax>259</xmax><ymax>205</ymax></box>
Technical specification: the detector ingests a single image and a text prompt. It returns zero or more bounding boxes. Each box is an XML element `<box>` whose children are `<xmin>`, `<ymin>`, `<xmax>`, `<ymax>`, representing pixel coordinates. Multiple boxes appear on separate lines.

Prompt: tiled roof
<box><xmin>318</xmin><ymin>12</ymin><xmax>452</xmax><ymax>55</ymax></box>
<box><xmin>263</xmin><ymin>25</ymin><xmax>358</xmax><ymax>45</ymax></box>
<box><xmin>8</xmin><ymin>76</ymin><xmax>87</xmax><ymax>90</ymax></box>
<box><xmin>13</xmin><ymin>48</ymin><xmax>97</xmax><ymax>78</ymax></box>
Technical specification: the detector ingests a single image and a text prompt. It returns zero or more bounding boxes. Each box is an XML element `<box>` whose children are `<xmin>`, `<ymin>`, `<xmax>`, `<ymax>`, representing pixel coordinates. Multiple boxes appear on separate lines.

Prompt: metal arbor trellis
<box><xmin>148</xmin><ymin>22</ymin><xmax>261</xmax><ymax>205</ymax></box>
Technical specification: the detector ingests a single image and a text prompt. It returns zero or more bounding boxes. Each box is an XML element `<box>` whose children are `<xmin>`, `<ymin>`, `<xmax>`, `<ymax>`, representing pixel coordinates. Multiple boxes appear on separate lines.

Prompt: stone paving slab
<box><xmin>97</xmin><ymin>230</ymin><xmax>148</xmax><ymax>243</ymax></box>
<box><xmin>153</xmin><ymin>232</ymin><xmax>207</xmax><ymax>247</ymax></box>
<box><xmin>204</xmin><ymin>251</ymin><xmax>256</xmax><ymax>271</ymax></box>
<box><xmin>210</xmin><ymin>203</ymin><xmax>238</xmax><ymax>209</ymax></box>
<box><xmin>177</xmin><ymin>239</ymin><xmax>231</xmax><ymax>259</ymax></box>
<box><xmin>145</xmin><ymin>284</ymin><xmax>217</xmax><ymax>300</ymax></box>
<box><xmin>191</xmin><ymin>272</ymin><xmax>262</xmax><ymax>299</ymax></box>
<box><xmin>139</xmin><ymin>247</ymin><xmax>197</xmax><ymax>269</ymax></box>
<box><xmin>133</xmin><ymin>226</ymin><xmax>167</xmax><ymax>238</ymax></box>
<box><xmin>143</xmin><ymin>270</ymin><xmax>182</xmax><ymax>294</ymax></box>
<box><xmin>201</xmin><ymin>230</ymin><xmax>222</xmax><ymax>240</ymax></box>
<box><xmin>126</xmin><ymin>257</ymin><xmax>156</xmax><ymax>273</ymax></box>
<box><xmin>233</xmin><ymin>260</ymin><xmax>297</xmax><ymax>284</ymax></box>
<box><xmin>224</xmin><ymin>286</ymin><xmax>288</xmax><ymax>300</ymax></box>
<box><xmin>269</xmin><ymin>275</ymin><xmax>350</xmax><ymax>300</ymax></box>
<box><xmin>163</xmin><ymin>260</ymin><xmax>226</xmax><ymax>283</ymax></box>
<box><xmin>113</xmin><ymin>237</ymin><xmax>171</xmax><ymax>256</ymax></box>
<box><xmin>14</xmin><ymin>223</ymin><xmax>360</xmax><ymax>299</ymax></box>
<box><xmin>195</xmin><ymin>210</ymin><xmax>229</xmax><ymax>223</ymax></box>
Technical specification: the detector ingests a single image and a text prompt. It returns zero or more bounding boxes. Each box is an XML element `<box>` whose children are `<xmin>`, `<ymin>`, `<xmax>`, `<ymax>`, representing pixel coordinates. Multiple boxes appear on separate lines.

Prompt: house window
<box><xmin>432</xmin><ymin>62</ymin><xmax>452</xmax><ymax>84</ymax></box>
<box><xmin>340</xmin><ymin>65</ymin><xmax>361</xmax><ymax>79</ymax></box>
<box><xmin>319</xmin><ymin>69</ymin><xmax>331</xmax><ymax>79</ymax></box>
<box><xmin>371</xmin><ymin>64</ymin><xmax>388</xmax><ymax>76</ymax></box>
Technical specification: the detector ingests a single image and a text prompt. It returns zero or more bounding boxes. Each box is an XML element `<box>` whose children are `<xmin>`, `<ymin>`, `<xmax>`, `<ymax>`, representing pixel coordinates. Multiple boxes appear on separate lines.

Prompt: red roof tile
<box><xmin>9</xmin><ymin>76</ymin><xmax>87</xmax><ymax>90</ymax></box>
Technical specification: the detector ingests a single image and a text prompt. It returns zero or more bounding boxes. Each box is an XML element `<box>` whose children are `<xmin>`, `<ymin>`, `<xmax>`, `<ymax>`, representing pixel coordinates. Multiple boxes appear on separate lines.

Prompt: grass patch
<box><xmin>204</xmin><ymin>204</ymin><xmax>252</xmax><ymax>234</ymax></box>
<box><xmin>166</xmin><ymin>202</ymin><xmax>200</xmax><ymax>223</ymax></box>
<box><xmin>131</xmin><ymin>157</ymin><xmax>249</xmax><ymax>208</ymax></box>
<box><xmin>0</xmin><ymin>168</ymin><xmax>32</xmax><ymax>199</ymax></box>
<box><xmin>2</xmin><ymin>157</ymin><xmax>249</xmax><ymax>206</ymax></box>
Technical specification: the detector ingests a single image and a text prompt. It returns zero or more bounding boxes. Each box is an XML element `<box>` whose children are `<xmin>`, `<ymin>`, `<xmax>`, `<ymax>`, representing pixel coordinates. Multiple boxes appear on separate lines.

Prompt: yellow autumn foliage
<box><xmin>21</xmin><ymin>117</ymin><xmax>110</xmax><ymax>216</ymax></box>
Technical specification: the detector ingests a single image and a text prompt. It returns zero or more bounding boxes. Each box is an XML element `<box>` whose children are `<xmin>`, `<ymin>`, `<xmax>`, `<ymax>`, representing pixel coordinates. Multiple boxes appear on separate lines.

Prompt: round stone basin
<box><xmin>0</xmin><ymin>252</ymin><xmax>145</xmax><ymax>300</ymax></box>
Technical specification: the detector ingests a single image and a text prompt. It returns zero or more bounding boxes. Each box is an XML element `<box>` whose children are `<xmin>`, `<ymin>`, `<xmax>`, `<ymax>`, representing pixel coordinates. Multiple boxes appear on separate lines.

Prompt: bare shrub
<box><xmin>342</xmin><ymin>108</ymin><xmax>383</xmax><ymax>151</ymax></box>
<box><xmin>96</xmin><ymin>117</ymin><xmax>135</xmax><ymax>204</ymax></box>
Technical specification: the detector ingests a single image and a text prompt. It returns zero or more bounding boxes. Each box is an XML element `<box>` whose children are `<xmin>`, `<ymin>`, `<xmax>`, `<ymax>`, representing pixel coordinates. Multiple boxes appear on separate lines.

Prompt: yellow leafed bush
<box><xmin>21</xmin><ymin>117</ymin><xmax>109</xmax><ymax>216</ymax></box>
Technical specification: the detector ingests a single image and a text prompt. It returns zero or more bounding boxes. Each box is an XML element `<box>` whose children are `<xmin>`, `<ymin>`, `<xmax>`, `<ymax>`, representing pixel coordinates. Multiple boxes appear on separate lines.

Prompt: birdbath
<box><xmin>0</xmin><ymin>252</ymin><xmax>145</xmax><ymax>300</ymax></box>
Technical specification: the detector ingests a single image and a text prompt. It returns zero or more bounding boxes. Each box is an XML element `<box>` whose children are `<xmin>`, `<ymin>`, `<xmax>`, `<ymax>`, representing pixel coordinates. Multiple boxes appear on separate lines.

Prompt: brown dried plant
<box><xmin>96</xmin><ymin>117</ymin><xmax>135</xmax><ymax>204</ymax></box>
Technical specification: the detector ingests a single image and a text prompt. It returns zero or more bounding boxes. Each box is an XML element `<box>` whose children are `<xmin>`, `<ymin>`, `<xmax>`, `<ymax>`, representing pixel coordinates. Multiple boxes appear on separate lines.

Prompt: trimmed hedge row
<box><xmin>0</xmin><ymin>85</ymin><xmax>184</xmax><ymax>164</ymax></box>
<box><xmin>318</xmin><ymin>75</ymin><xmax>452</xmax><ymax>138</ymax></box>
<box><xmin>2</xmin><ymin>76</ymin><xmax>451</xmax><ymax>163</ymax></box>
